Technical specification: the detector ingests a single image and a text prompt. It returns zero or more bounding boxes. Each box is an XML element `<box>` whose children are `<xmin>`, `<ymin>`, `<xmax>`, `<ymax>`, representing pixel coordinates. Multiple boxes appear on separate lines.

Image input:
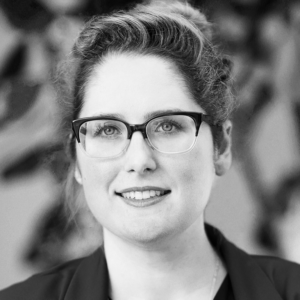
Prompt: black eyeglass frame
<box><xmin>71</xmin><ymin>112</ymin><xmax>215</xmax><ymax>144</ymax></box>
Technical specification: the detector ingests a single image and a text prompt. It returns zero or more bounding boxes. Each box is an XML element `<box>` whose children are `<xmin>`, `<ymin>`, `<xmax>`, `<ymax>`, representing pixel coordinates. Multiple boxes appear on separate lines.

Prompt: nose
<box><xmin>123</xmin><ymin>131</ymin><xmax>157</xmax><ymax>174</ymax></box>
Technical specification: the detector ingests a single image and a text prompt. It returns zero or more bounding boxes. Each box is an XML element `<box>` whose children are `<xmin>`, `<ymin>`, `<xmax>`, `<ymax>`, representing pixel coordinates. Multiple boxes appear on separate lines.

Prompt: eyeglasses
<box><xmin>72</xmin><ymin>112</ymin><xmax>214</xmax><ymax>158</ymax></box>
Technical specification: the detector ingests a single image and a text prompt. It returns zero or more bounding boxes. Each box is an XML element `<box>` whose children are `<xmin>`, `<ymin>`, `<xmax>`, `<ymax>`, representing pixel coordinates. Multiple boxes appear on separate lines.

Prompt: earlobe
<box><xmin>74</xmin><ymin>164</ymin><xmax>83</xmax><ymax>185</ymax></box>
<box><xmin>214</xmin><ymin>120</ymin><xmax>232</xmax><ymax>176</ymax></box>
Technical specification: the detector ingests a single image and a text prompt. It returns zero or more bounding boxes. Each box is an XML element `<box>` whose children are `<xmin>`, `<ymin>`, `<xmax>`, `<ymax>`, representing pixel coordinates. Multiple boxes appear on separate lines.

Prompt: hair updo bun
<box><xmin>147</xmin><ymin>1</ymin><xmax>213</xmax><ymax>40</ymax></box>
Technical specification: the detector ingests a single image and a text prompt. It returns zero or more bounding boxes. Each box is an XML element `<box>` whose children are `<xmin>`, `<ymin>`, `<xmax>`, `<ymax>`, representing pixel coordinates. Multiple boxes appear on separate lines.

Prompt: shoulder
<box><xmin>251</xmin><ymin>254</ymin><xmax>300</xmax><ymax>282</ymax></box>
<box><xmin>251</xmin><ymin>254</ymin><xmax>300</xmax><ymax>297</ymax></box>
<box><xmin>0</xmin><ymin>255</ymin><xmax>90</xmax><ymax>300</ymax></box>
<box><xmin>205</xmin><ymin>224</ymin><xmax>300</xmax><ymax>299</ymax></box>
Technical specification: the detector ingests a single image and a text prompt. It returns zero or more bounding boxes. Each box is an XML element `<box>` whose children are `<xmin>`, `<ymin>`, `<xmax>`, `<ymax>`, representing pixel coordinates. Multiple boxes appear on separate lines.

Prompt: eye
<box><xmin>160</xmin><ymin>122</ymin><xmax>173</xmax><ymax>132</ymax></box>
<box><xmin>93</xmin><ymin>125</ymin><xmax>122</xmax><ymax>138</ymax></box>
<box><xmin>155</xmin><ymin>121</ymin><xmax>182</xmax><ymax>133</ymax></box>
<box><xmin>103</xmin><ymin>126</ymin><xmax>117</xmax><ymax>135</ymax></box>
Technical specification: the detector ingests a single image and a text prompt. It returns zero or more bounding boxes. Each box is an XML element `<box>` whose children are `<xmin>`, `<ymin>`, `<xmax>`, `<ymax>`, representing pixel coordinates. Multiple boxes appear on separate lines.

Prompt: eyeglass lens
<box><xmin>78</xmin><ymin>115</ymin><xmax>197</xmax><ymax>158</ymax></box>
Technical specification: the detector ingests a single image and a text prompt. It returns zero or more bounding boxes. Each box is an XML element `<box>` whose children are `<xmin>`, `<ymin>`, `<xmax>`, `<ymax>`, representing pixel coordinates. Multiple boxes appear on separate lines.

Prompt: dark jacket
<box><xmin>1</xmin><ymin>224</ymin><xmax>300</xmax><ymax>300</ymax></box>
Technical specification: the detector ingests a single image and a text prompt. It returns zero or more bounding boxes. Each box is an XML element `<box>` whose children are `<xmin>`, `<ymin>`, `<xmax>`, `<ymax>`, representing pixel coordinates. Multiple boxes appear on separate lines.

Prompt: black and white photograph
<box><xmin>0</xmin><ymin>0</ymin><xmax>300</xmax><ymax>299</ymax></box>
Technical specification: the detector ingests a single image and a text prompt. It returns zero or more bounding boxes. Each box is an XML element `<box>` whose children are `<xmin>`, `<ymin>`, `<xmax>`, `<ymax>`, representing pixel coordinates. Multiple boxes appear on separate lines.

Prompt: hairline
<box><xmin>80</xmin><ymin>50</ymin><xmax>203</xmax><ymax>116</ymax></box>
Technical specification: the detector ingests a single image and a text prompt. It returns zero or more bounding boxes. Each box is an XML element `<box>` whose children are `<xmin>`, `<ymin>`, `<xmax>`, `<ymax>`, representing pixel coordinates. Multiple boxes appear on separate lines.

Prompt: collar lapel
<box><xmin>205</xmin><ymin>224</ymin><xmax>283</xmax><ymax>300</ymax></box>
<box><xmin>64</xmin><ymin>248</ymin><xmax>109</xmax><ymax>300</ymax></box>
<box><xmin>63</xmin><ymin>225</ymin><xmax>285</xmax><ymax>300</ymax></box>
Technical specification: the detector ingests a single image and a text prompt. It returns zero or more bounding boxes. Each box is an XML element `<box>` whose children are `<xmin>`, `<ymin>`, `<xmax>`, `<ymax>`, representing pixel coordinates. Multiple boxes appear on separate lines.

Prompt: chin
<box><xmin>119</xmin><ymin>222</ymin><xmax>184</xmax><ymax>247</ymax></box>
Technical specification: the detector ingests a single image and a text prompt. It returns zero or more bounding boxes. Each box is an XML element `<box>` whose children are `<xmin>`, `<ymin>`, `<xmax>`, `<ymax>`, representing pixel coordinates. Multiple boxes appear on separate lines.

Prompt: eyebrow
<box><xmin>144</xmin><ymin>109</ymin><xmax>183</xmax><ymax>120</ymax></box>
<box><xmin>91</xmin><ymin>109</ymin><xmax>184</xmax><ymax>122</ymax></box>
<box><xmin>91</xmin><ymin>113</ymin><xmax>124</xmax><ymax>119</ymax></box>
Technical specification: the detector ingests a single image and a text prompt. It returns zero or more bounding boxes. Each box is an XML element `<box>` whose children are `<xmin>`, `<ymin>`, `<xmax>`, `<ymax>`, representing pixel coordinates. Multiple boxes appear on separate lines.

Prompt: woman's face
<box><xmin>75</xmin><ymin>54</ymin><xmax>227</xmax><ymax>245</ymax></box>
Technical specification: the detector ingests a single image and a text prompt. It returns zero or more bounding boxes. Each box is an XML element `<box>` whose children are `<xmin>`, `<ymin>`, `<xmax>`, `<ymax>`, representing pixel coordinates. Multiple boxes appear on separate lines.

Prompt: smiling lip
<box><xmin>115</xmin><ymin>186</ymin><xmax>171</xmax><ymax>208</ymax></box>
<box><xmin>121</xmin><ymin>194</ymin><xmax>169</xmax><ymax>208</ymax></box>
<box><xmin>116</xmin><ymin>186</ymin><xmax>169</xmax><ymax>194</ymax></box>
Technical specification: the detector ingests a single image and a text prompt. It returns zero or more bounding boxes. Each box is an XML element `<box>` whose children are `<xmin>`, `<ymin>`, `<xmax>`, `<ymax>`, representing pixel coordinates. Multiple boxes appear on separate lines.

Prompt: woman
<box><xmin>1</xmin><ymin>1</ymin><xmax>300</xmax><ymax>300</ymax></box>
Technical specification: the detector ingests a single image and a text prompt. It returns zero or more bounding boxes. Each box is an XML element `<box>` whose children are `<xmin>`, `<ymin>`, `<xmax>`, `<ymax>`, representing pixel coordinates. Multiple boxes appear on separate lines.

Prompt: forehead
<box><xmin>80</xmin><ymin>53</ymin><xmax>203</xmax><ymax>121</ymax></box>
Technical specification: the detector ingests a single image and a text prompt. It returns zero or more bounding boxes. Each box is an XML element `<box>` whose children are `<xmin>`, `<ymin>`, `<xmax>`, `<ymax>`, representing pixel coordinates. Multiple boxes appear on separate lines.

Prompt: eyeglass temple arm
<box><xmin>202</xmin><ymin>114</ymin><xmax>221</xmax><ymax>127</ymax></box>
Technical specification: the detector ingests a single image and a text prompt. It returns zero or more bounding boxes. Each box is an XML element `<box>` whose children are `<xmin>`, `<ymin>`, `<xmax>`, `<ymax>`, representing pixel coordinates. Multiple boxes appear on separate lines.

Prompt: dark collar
<box><xmin>64</xmin><ymin>224</ymin><xmax>283</xmax><ymax>300</ymax></box>
<box><xmin>64</xmin><ymin>246</ymin><xmax>109</xmax><ymax>300</ymax></box>
<box><xmin>205</xmin><ymin>224</ymin><xmax>282</xmax><ymax>300</ymax></box>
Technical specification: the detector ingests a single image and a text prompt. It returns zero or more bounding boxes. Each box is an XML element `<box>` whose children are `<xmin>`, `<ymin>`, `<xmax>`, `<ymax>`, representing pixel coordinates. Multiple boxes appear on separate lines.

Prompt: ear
<box><xmin>74</xmin><ymin>163</ymin><xmax>83</xmax><ymax>185</ymax></box>
<box><xmin>214</xmin><ymin>120</ymin><xmax>232</xmax><ymax>176</ymax></box>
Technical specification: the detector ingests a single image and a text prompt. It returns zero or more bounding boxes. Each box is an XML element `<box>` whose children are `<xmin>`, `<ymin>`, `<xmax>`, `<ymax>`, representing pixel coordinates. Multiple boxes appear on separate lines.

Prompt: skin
<box><xmin>75</xmin><ymin>53</ymin><xmax>232</xmax><ymax>300</ymax></box>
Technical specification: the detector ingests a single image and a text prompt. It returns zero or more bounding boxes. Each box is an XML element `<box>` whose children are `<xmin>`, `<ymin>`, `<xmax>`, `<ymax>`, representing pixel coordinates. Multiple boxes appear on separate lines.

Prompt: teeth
<box><xmin>135</xmin><ymin>191</ymin><xmax>142</xmax><ymax>200</ymax></box>
<box><xmin>143</xmin><ymin>191</ymin><xmax>150</xmax><ymax>199</ymax></box>
<box><xmin>121</xmin><ymin>190</ymin><xmax>165</xmax><ymax>200</ymax></box>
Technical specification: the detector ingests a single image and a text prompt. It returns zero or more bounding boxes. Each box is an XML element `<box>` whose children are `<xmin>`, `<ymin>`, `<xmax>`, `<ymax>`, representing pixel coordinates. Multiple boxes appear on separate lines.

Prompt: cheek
<box><xmin>173</xmin><ymin>138</ymin><xmax>216</xmax><ymax>211</ymax></box>
<box><xmin>181</xmin><ymin>155</ymin><xmax>214</xmax><ymax>194</ymax></box>
<box><xmin>77</xmin><ymin>155</ymin><xmax>119</xmax><ymax>215</ymax></box>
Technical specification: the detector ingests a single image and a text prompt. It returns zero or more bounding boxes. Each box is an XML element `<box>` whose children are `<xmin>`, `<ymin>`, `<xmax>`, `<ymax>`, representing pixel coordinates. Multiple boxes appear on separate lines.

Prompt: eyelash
<box><xmin>155</xmin><ymin>120</ymin><xmax>183</xmax><ymax>132</ymax></box>
<box><xmin>93</xmin><ymin>125</ymin><xmax>121</xmax><ymax>137</ymax></box>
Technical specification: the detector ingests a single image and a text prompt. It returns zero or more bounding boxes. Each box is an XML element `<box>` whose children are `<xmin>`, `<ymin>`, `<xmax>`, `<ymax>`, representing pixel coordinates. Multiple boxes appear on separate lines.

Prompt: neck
<box><xmin>104</xmin><ymin>220</ymin><xmax>224</xmax><ymax>300</ymax></box>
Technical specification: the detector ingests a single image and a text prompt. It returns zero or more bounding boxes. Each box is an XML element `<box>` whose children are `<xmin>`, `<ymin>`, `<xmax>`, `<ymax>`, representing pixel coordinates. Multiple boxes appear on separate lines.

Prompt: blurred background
<box><xmin>1</xmin><ymin>0</ymin><xmax>300</xmax><ymax>290</ymax></box>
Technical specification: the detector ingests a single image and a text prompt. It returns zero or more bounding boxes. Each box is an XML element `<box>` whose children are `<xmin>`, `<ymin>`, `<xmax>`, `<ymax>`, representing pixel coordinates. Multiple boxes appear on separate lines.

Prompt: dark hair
<box><xmin>56</xmin><ymin>1</ymin><xmax>237</xmax><ymax>215</ymax></box>
<box><xmin>58</xmin><ymin>1</ymin><xmax>236</xmax><ymax>156</ymax></box>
